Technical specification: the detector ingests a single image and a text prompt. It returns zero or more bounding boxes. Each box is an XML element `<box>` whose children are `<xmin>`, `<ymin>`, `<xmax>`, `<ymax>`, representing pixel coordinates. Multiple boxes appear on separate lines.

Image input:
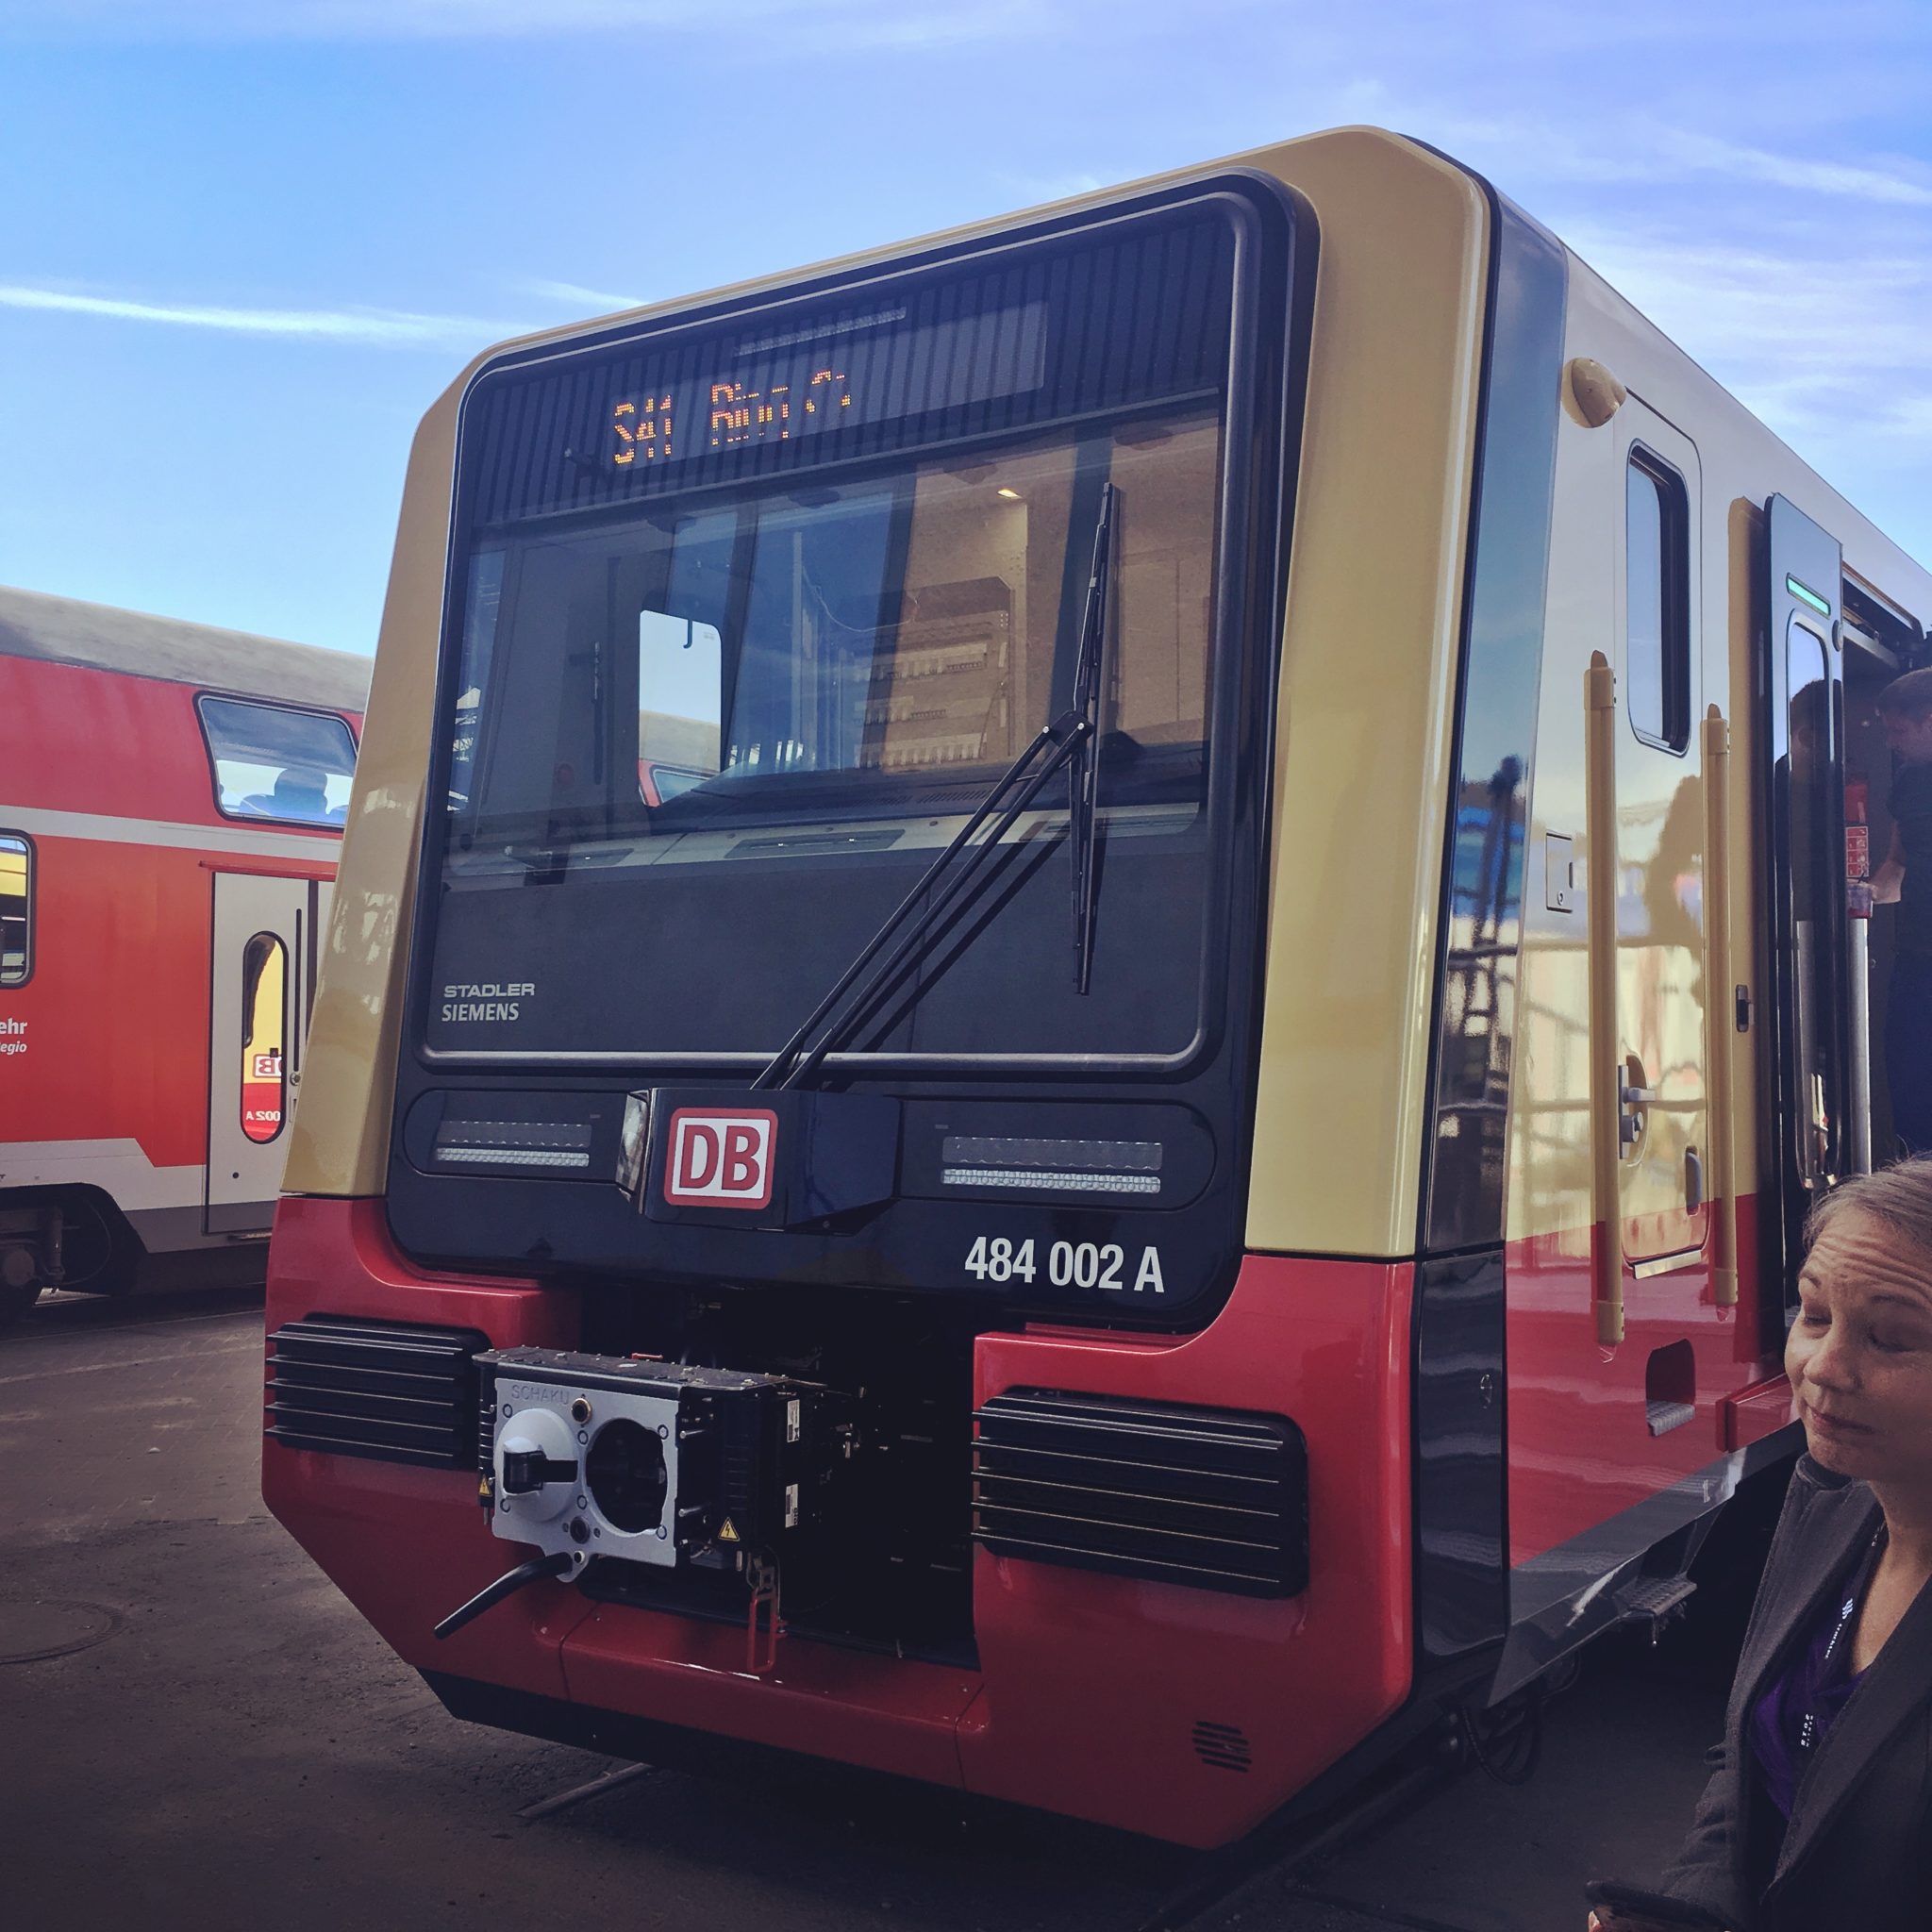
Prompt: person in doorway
<box><xmin>1872</xmin><ymin>668</ymin><xmax>1932</xmax><ymax>1155</ymax></box>
<box><xmin>1589</xmin><ymin>1158</ymin><xmax>1932</xmax><ymax>1931</ymax></box>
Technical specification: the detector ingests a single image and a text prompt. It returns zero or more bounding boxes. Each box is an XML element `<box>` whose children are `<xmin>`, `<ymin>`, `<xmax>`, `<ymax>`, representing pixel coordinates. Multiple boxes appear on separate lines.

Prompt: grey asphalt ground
<box><xmin>0</xmin><ymin>1286</ymin><xmax>1731</xmax><ymax>1932</ymax></box>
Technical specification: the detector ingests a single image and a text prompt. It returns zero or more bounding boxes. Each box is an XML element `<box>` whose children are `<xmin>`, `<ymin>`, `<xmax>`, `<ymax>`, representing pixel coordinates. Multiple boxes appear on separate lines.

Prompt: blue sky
<box><xmin>3</xmin><ymin>1</ymin><xmax>1930</xmax><ymax>656</ymax></box>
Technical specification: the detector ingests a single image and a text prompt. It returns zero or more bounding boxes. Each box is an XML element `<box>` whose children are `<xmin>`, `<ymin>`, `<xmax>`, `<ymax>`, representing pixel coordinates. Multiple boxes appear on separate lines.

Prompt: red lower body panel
<box><xmin>1503</xmin><ymin>1195</ymin><xmax>1782</xmax><ymax>1567</ymax></box>
<box><xmin>263</xmin><ymin>1198</ymin><xmax>1416</xmax><ymax>1847</ymax></box>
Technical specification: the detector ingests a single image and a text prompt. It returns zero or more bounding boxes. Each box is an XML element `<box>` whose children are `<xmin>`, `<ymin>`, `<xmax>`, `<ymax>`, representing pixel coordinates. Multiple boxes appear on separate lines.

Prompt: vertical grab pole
<box><xmin>1586</xmin><ymin>651</ymin><xmax>1624</xmax><ymax>1346</ymax></box>
<box><xmin>1703</xmin><ymin>707</ymin><xmax>1738</xmax><ymax>1307</ymax></box>
<box><xmin>1846</xmin><ymin>776</ymin><xmax>1874</xmax><ymax>1174</ymax></box>
<box><xmin>1848</xmin><ymin>923</ymin><xmax>1874</xmax><ymax>1173</ymax></box>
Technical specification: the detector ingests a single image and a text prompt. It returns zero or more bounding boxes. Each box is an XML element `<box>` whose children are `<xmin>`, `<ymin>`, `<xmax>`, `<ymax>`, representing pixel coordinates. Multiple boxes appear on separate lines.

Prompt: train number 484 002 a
<box><xmin>962</xmin><ymin>1235</ymin><xmax>1165</xmax><ymax>1293</ymax></box>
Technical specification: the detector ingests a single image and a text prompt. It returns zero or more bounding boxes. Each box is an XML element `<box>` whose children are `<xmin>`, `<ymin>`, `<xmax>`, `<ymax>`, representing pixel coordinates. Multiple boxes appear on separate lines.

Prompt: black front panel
<box><xmin>428</xmin><ymin>813</ymin><xmax>1215</xmax><ymax>1062</ymax></box>
<box><xmin>388</xmin><ymin>174</ymin><xmax>1312</xmax><ymax>1331</ymax></box>
<box><xmin>393</xmin><ymin>1080</ymin><xmax>1248</xmax><ymax>1322</ymax></box>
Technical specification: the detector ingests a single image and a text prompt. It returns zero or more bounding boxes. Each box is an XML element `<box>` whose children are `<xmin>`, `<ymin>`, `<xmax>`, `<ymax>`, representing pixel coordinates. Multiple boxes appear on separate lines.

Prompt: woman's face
<box><xmin>1788</xmin><ymin>1208</ymin><xmax>1932</xmax><ymax>1486</ymax></box>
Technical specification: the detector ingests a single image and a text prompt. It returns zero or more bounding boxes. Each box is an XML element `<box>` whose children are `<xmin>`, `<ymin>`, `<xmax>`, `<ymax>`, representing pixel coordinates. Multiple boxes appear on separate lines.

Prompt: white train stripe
<box><xmin>0</xmin><ymin>1139</ymin><xmax>204</xmax><ymax>1212</ymax></box>
<box><xmin>0</xmin><ymin>801</ymin><xmax>338</xmax><ymax>863</ymax></box>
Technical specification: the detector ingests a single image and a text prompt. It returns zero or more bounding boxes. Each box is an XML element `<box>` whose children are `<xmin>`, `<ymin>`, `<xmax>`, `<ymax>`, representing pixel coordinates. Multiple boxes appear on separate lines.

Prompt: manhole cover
<box><xmin>0</xmin><ymin>1597</ymin><xmax>123</xmax><ymax>1664</ymax></box>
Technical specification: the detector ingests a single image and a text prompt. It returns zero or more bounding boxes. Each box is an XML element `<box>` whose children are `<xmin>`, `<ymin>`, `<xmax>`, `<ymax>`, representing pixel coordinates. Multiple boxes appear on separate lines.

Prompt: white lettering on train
<box><xmin>440</xmin><ymin>982</ymin><xmax>534</xmax><ymax>1023</ymax></box>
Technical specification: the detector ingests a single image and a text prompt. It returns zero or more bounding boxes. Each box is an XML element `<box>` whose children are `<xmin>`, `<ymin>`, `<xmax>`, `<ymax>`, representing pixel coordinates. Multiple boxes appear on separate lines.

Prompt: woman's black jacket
<box><xmin>1659</xmin><ymin>1455</ymin><xmax>1932</xmax><ymax>1930</ymax></box>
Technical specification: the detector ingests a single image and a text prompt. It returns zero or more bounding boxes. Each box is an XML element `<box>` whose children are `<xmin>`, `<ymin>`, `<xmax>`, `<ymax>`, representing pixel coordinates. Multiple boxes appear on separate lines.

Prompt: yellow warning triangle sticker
<box><xmin>717</xmin><ymin>1518</ymin><xmax>741</xmax><ymax>1543</ymax></box>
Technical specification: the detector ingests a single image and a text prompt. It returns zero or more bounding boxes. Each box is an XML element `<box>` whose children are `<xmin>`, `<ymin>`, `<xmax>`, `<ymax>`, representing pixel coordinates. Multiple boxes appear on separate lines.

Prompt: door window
<box><xmin>240</xmin><ymin>933</ymin><xmax>288</xmax><ymax>1143</ymax></box>
<box><xmin>1626</xmin><ymin>450</ymin><xmax>1691</xmax><ymax>754</ymax></box>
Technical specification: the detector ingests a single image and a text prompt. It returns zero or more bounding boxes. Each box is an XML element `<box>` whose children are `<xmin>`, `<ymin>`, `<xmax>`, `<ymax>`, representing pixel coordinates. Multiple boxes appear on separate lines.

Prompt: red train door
<box><xmin>205</xmin><ymin>872</ymin><xmax>330</xmax><ymax>1234</ymax></box>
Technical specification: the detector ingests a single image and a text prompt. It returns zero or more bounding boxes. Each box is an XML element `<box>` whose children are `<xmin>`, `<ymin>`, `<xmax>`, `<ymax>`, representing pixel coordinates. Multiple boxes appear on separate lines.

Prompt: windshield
<box><xmin>427</xmin><ymin>201</ymin><xmax>1246</xmax><ymax>1069</ymax></box>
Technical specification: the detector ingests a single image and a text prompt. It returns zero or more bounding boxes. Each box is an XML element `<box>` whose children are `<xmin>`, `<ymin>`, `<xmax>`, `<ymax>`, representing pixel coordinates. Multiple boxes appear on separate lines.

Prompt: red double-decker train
<box><xmin>263</xmin><ymin>128</ymin><xmax>1928</xmax><ymax>1847</ymax></box>
<box><xmin>0</xmin><ymin>585</ymin><xmax>366</xmax><ymax>1322</ymax></box>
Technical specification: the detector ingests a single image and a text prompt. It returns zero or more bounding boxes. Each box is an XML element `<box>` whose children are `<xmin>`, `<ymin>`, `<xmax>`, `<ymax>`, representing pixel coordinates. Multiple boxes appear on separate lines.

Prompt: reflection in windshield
<box><xmin>449</xmin><ymin>411</ymin><xmax>1219</xmax><ymax>852</ymax></box>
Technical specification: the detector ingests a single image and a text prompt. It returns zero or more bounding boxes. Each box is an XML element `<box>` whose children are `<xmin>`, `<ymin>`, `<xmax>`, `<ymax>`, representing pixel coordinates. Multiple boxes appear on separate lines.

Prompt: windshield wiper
<box><xmin>1069</xmin><ymin>482</ymin><xmax>1116</xmax><ymax>994</ymax></box>
<box><xmin>752</xmin><ymin>484</ymin><xmax>1117</xmax><ymax>1091</ymax></box>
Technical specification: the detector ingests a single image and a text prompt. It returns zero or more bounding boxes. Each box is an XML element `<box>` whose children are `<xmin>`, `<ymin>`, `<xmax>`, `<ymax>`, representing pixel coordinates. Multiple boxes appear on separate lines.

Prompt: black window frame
<box><xmin>193</xmin><ymin>692</ymin><xmax>360</xmax><ymax>830</ymax></box>
<box><xmin>0</xmin><ymin>829</ymin><xmax>33</xmax><ymax>989</ymax></box>
<box><xmin>408</xmin><ymin>176</ymin><xmax>1302</xmax><ymax>1080</ymax></box>
<box><xmin>1624</xmin><ymin>444</ymin><xmax>1692</xmax><ymax>757</ymax></box>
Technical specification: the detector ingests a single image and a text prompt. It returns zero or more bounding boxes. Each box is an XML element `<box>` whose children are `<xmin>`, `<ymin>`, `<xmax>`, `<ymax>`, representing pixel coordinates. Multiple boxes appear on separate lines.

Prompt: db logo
<box><xmin>664</xmin><ymin>1108</ymin><xmax>777</xmax><ymax>1210</ymax></box>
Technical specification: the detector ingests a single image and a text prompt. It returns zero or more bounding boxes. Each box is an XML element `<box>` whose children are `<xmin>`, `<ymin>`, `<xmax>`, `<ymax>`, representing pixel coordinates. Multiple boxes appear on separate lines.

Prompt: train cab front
<box><xmin>263</xmin><ymin>162</ymin><xmax>1431</xmax><ymax>1848</ymax></box>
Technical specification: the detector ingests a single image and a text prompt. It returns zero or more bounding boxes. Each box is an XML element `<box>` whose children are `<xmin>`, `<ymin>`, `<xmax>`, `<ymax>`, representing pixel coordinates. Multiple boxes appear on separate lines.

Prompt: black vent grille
<box><xmin>1191</xmin><ymin>1721</ymin><xmax>1254</xmax><ymax>1773</ymax></box>
<box><xmin>265</xmin><ymin>1316</ymin><xmax>487</xmax><ymax>1469</ymax></box>
<box><xmin>972</xmin><ymin>1390</ymin><xmax>1307</xmax><ymax>1598</ymax></box>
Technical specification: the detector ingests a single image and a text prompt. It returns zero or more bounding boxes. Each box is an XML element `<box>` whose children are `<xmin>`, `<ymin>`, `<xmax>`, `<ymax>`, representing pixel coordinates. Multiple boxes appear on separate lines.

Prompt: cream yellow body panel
<box><xmin>1241</xmin><ymin>138</ymin><xmax>1491</xmax><ymax>1257</ymax></box>
<box><xmin>287</xmin><ymin>378</ymin><xmax>460</xmax><ymax>1196</ymax></box>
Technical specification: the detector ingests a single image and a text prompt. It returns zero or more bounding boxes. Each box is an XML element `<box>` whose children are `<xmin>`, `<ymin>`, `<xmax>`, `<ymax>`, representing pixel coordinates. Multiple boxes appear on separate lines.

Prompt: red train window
<box><xmin>0</xmin><ymin>834</ymin><xmax>29</xmax><ymax>987</ymax></box>
<box><xmin>197</xmin><ymin>695</ymin><xmax>357</xmax><ymax>827</ymax></box>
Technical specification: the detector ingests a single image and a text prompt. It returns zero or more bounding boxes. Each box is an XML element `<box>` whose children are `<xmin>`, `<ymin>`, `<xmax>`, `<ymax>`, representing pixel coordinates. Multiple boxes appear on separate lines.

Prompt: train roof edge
<box><xmin>0</xmin><ymin>581</ymin><xmax>371</xmax><ymax>715</ymax></box>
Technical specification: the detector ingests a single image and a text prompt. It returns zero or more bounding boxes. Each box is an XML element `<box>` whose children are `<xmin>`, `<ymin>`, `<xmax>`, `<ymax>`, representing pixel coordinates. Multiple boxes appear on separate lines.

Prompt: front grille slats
<box><xmin>973</xmin><ymin>1389</ymin><xmax>1308</xmax><ymax>1598</ymax></box>
<box><xmin>265</xmin><ymin>1316</ymin><xmax>487</xmax><ymax>1469</ymax></box>
<box><xmin>1192</xmin><ymin>1721</ymin><xmax>1255</xmax><ymax>1773</ymax></box>
<box><xmin>972</xmin><ymin>1469</ymin><xmax>1282</xmax><ymax>1541</ymax></box>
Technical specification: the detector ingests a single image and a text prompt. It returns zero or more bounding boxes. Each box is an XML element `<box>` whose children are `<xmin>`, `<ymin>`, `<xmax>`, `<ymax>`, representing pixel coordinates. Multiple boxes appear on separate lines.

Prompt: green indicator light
<box><xmin>1787</xmin><ymin>574</ymin><xmax>1832</xmax><ymax>619</ymax></box>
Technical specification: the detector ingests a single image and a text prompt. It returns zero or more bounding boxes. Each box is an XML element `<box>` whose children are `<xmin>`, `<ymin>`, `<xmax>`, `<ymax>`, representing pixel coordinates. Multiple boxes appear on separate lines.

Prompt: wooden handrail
<box><xmin>1703</xmin><ymin>706</ymin><xmax>1737</xmax><ymax>1307</ymax></box>
<box><xmin>1586</xmin><ymin>651</ymin><xmax>1624</xmax><ymax>1346</ymax></box>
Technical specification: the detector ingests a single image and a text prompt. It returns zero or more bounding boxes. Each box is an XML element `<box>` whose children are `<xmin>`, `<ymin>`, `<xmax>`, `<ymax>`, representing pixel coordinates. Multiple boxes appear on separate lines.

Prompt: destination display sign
<box><xmin>459</xmin><ymin>203</ymin><xmax>1238</xmax><ymax>527</ymax></box>
<box><xmin>605</xmin><ymin>300</ymin><xmax>1048</xmax><ymax>470</ymax></box>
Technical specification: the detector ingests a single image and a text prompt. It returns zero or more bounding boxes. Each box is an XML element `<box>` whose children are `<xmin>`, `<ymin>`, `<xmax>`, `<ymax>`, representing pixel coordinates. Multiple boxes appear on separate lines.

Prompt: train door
<box><xmin>1762</xmin><ymin>494</ymin><xmax>1850</xmax><ymax>1298</ymax></box>
<box><xmin>1611</xmin><ymin>401</ymin><xmax>1708</xmax><ymax>1269</ymax></box>
<box><xmin>206</xmin><ymin>873</ymin><xmax>330</xmax><ymax>1234</ymax></box>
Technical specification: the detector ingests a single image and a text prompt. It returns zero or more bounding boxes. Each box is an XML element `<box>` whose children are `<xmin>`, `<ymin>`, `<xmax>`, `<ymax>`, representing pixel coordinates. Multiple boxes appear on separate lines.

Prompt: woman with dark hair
<box><xmin>1591</xmin><ymin>1159</ymin><xmax>1932</xmax><ymax>1931</ymax></box>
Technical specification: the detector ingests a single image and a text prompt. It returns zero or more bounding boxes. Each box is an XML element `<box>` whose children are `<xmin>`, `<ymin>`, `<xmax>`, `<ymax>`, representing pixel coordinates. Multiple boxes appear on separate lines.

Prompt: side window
<box><xmin>240</xmin><ymin>933</ymin><xmax>288</xmax><ymax>1144</ymax></box>
<box><xmin>0</xmin><ymin>833</ymin><xmax>30</xmax><ymax>986</ymax></box>
<box><xmin>1625</xmin><ymin>448</ymin><xmax>1691</xmax><ymax>754</ymax></box>
<box><xmin>197</xmin><ymin>695</ymin><xmax>358</xmax><ymax>827</ymax></box>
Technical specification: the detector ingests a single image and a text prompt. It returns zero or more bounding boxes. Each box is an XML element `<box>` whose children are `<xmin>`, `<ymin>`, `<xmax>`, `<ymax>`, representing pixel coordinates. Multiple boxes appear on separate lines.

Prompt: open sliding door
<box><xmin>1761</xmin><ymin>494</ymin><xmax>1850</xmax><ymax>1301</ymax></box>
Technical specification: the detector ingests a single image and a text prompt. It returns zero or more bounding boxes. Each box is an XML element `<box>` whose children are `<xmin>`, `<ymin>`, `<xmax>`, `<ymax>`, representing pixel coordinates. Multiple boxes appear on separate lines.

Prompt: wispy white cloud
<box><xmin>0</xmin><ymin>281</ymin><xmax>504</xmax><ymax>348</ymax></box>
<box><xmin>1291</xmin><ymin>60</ymin><xmax>1932</xmax><ymax>549</ymax></box>
<box><xmin>1654</xmin><ymin>130</ymin><xmax>1932</xmax><ymax>208</ymax></box>
<box><xmin>1386</xmin><ymin>106</ymin><xmax>1932</xmax><ymax>209</ymax></box>
<box><xmin>518</xmin><ymin>277</ymin><xmax>646</xmax><ymax>314</ymax></box>
<box><xmin>1565</xmin><ymin>225</ymin><xmax>1932</xmax><ymax>446</ymax></box>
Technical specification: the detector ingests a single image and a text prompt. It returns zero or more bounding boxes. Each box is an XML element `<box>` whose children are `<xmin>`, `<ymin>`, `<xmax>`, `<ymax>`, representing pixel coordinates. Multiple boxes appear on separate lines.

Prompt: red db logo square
<box><xmin>664</xmin><ymin>1108</ymin><xmax>777</xmax><ymax>1210</ymax></box>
